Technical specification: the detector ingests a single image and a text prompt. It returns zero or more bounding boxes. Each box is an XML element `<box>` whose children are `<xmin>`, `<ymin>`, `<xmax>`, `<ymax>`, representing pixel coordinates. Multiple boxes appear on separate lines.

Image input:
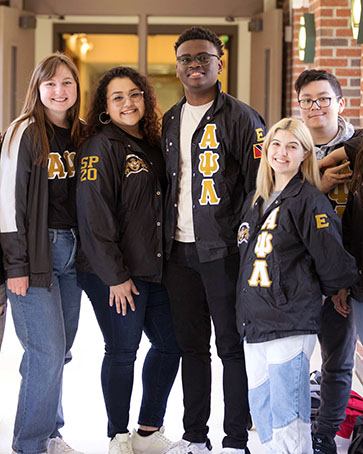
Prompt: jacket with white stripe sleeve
<box><xmin>0</xmin><ymin>118</ymin><xmax>77</xmax><ymax>288</ymax></box>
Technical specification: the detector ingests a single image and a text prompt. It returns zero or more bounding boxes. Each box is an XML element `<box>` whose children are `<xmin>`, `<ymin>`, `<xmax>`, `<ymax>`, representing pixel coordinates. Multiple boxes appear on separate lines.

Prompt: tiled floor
<box><xmin>0</xmin><ymin>295</ymin><xmax>361</xmax><ymax>454</ymax></box>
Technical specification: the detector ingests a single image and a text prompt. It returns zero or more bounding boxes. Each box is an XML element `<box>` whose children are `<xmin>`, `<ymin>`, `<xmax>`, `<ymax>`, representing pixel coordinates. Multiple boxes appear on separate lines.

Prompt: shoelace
<box><xmin>113</xmin><ymin>440</ymin><xmax>133</xmax><ymax>454</ymax></box>
<box><xmin>53</xmin><ymin>439</ymin><xmax>75</xmax><ymax>453</ymax></box>
<box><xmin>169</xmin><ymin>440</ymin><xmax>193</xmax><ymax>454</ymax></box>
<box><xmin>154</xmin><ymin>431</ymin><xmax>173</xmax><ymax>446</ymax></box>
<box><xmin>313</xmin><ymin>436</ymin><xmax>336</xmax><ymax>454</ymax></box>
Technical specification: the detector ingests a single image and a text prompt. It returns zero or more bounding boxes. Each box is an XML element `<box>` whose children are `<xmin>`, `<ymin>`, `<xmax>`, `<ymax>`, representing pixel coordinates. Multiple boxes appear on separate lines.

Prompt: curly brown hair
<box><xmin>85</xmin><ymin>67</ymin><xmax>161</xmax><ymax>146</ymax></box>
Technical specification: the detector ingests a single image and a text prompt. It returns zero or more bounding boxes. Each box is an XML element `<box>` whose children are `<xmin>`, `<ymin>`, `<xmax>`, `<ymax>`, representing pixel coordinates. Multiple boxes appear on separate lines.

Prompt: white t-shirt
<box><xmin>175</xmin><ymin>100</ymin><xmax>214</xmax><ymax>242</ymax></box>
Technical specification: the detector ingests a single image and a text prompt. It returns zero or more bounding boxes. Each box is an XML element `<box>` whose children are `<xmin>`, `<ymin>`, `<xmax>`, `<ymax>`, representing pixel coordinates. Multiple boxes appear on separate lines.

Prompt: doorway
<box><xmin>54</xmin><ymin>24</ymin><xmax>237</xmax><ymax>116</ymax></box>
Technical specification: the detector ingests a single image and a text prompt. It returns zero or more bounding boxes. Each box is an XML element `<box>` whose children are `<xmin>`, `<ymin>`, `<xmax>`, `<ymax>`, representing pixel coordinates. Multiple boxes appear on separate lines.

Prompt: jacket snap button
<box><xmin>156</xmin><ymin>191</ymin><xmax>161</xmax><ymax>196</ymax></box>
<box><xmin>156</xmin><ymin>252</ymin><xmax>162</xmax><ymax>257</ymax></box>
<box><xmin>156</xmin><ymin>221</ymin><xmax>161</xmax><ymax>226</ymax></box>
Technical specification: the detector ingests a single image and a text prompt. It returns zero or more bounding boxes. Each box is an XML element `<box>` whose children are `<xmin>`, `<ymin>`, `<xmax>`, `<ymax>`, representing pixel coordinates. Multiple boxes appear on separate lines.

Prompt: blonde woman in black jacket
<box><xmin>236</xmin><ymin>118</ymin><xmax>357</xmax><ymax>454</ymax></box>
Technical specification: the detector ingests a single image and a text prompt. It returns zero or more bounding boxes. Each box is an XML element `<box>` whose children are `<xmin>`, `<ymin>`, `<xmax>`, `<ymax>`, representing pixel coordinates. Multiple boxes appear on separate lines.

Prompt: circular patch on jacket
<box><xmin>237</xmin><ymin>222</ymin><xmax>250</xmax><ymax>245</ymax></box>
<box><xmin>125</xmin><ymin>154</ymin><xmax>149</xmax><ymax>177</ymax></box>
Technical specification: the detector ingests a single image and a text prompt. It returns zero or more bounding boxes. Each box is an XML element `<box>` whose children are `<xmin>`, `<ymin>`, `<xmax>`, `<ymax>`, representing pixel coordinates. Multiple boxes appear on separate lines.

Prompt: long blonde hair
<box><xmin>252</xmin><ymin>118</ymin><xmax>321</xmax><ymax>206</ymax></box>
<box><xmin>9</xmin><ymin>52</ymin><xmax>81</xmax><ymax>166</ymax></box>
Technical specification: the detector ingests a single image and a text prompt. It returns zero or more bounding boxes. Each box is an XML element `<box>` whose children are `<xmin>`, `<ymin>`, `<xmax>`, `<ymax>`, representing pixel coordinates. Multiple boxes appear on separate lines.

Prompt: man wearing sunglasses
<box><xmin>162</xmin><ymin>26</ymin><xmax>266</xmax><ymax>454</ymax></box>
<box><xmin>295</xmin><ymin>69</ymin><xmax>363</xmax><ymax>454</ymax></box>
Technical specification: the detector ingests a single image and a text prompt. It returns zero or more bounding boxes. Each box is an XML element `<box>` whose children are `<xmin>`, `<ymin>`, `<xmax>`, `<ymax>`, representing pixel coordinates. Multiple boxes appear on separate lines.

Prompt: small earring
<box><xmin>99</xmin><ymin>111</ymin><xmax>111</xmax><ymax>125</ymax></box>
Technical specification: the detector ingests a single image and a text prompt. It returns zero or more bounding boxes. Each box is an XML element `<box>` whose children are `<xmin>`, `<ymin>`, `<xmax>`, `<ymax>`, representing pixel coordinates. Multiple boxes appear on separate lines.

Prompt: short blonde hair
<box><xmin>252</xmin><ymin>118</ymin><xmax>321</xmax><ymax>206</ymax></box>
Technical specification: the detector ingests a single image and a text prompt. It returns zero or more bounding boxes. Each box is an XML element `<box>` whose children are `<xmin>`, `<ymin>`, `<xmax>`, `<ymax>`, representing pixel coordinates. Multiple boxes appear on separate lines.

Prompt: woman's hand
<box><xmin>7</xmin><ymin>276</ymin><xmax>29</xmax><ymax>296</ymax></box>
<box><xmin>109</xmin><ymin>279</ymin><xmax>140</xmax><ymax>316</ymax></box>
<box><xmin>332</xmin><ymin>288</ymin><xmax>350</xmax><ymax>318</ymax></box>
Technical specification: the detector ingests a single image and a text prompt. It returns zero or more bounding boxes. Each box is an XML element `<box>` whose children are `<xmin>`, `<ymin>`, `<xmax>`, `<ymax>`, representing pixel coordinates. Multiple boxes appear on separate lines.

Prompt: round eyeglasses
<box><xmin>298</xmin><ymin>96</ymin><xmax>341</xmax><ymax>110</ymax></box>
<box><xmin>176</xmin><ymin>52</ymin><xmax>220</xmax><ymax>66</ymax></box>
<box><xmin>109</xmin><ymin>91</ymin><xmax>144</xmax><ymax>107</ymax></box>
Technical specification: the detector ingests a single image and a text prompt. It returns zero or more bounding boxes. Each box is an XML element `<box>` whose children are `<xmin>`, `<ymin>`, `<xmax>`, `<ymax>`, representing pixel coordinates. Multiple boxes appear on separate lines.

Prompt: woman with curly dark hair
<box><xmin>76</xmin><ymin>67</ymin><xmax>180</xmax><ymax>454</ymax></box>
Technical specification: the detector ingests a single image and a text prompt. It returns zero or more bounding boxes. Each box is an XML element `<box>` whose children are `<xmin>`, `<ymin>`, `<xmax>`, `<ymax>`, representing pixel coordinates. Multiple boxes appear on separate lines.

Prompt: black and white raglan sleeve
<box><xmin>0</xmin><ymin>120</ymin><xmax>34</xmax><ymax>278</ymax></box>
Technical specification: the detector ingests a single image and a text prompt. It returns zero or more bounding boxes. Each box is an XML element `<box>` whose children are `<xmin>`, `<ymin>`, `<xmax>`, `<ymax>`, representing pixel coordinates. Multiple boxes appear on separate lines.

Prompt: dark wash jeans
<box><xmin>163</xmin><ymin>241</ymin><xmax>249</xmax><ymax>449</ymax></box>
<box><xmin>312</xmin><ymin>297</ymin><xmax>357</xmax><ymax>437</ymax></box>
<box><xmin>77</xmin><ymin>272</ymin><xmax>180</xmax><ymax>438</ymax></box>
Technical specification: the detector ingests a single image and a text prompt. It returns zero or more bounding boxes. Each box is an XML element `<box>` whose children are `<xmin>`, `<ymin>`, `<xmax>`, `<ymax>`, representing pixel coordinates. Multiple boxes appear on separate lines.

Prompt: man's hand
<box><xmin>320</xmin><ymin>161</ymin><xmax>352</xmax><ymax>193</ymax></box>
<box><xmin>332</xmin><ymin>288</ymin><xmax>350</xmax><ymax>318</ymax></box>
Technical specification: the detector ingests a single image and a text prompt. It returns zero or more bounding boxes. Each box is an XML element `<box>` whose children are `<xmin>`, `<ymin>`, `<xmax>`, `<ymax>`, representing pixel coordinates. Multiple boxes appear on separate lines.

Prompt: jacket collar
<box><xmin>255</xmin><ymin>172</ymin><xmax>305</xmax><ymax>214</ymax></box>
<box><xmin>171</xmin><ymin>80</ymin><xmax>226</xmax><ymax>120</ymax></box>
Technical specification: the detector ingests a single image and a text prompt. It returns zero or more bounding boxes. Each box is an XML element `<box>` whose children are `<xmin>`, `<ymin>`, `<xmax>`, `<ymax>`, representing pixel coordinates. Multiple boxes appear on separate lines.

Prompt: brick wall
<box><xmin>287</xmin><ymin>0</ymin><xmax>362</xmax><ymax>127</ymax></box>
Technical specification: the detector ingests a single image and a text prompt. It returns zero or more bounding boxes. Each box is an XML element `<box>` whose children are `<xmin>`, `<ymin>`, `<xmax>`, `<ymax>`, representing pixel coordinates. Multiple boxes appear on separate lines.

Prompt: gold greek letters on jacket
<box><xmin>254</xmin><ymin>231</ymin><xmax>273</xmax><ymax>258</ymax></box>
<box><xmin>198</xmin><ymin>124</ymin><xmax>221</xmax><ymax>206</ymax></box>
<box><xmin>255</xmin><ymin>128</ymin><xmax>265</xmax><ymax>142</ymax></box>
<box><xmin>80</xmin><ymin>156</ymin><xmax>99</xmax><ymax>181</ymax></box>
<box><xmin>260</xmin><ymin>207</ymin><xmax>280</xmax><ymax>230</ymax></box>
<box><xmin>248</xmin><ymin>207</ymin><xmax>280</xmax><ymax>287</ymax></box>
<box><xmin>199</xmin><ymin>179</ymin><xmax>221</xmax><ymax>205</ymax></box>
<box><xmin>198</xmin><ymin>151</ymin><xmax>220</xmax><ymax>177</ymax></box>
<box><xmin>315</xmin><ymin>214</ymin><xmax>329</xmax><ymax>229</ymax></box>
<box><xmin>248</xmin><ymin>260</ymin><xmax>272</xmax><ymax>287</ymax></box>
<box><xmin>199</xmin><ymin>124</ymin><xmax>220</xmax><ymax>149</ymax></box>
<box><xmin>48</xmin><ymin>151</ymin><xmax>76</xmax><ymax>179</ymax></box>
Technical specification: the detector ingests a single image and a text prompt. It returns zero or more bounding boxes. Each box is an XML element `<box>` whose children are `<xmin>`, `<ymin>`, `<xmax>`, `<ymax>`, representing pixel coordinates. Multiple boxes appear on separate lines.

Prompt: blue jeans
<box><xmin>244</xmin><ymin>335</ymin><xmax>316</xmax><ymax>454</ymax></box>
<box><xmin>313</xmin><ymin>297</ymin><xmax>356</xmax><ymax>438</ymax></box>
<box><xmin>77</xmin><ymin>271</ymin><xmax>180</xmax><ymax>438</ymax></box>
<box><xmin>8</xmin><ymin>229</ymin><xmax>82</xmax><ymax>454</ymax></box>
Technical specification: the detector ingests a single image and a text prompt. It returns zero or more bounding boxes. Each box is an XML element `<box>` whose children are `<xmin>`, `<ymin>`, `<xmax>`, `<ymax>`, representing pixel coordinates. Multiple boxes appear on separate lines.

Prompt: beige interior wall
<box><xmin>0</xmin><ymin>6</ymin><xmax>35</xmax><ymax>131</ymax></box>
<box><xmin>35</xmin><ymin>15</ymin><xmax>252</xmax><ymax>104</ymax></box>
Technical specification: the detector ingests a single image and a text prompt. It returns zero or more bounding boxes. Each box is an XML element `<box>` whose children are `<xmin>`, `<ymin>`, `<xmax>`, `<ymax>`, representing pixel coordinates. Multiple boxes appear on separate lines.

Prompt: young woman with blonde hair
<box><xmin>235</xmin><ymin>118</ymin><xmax>357</xmax><ymax>454</ymax></box>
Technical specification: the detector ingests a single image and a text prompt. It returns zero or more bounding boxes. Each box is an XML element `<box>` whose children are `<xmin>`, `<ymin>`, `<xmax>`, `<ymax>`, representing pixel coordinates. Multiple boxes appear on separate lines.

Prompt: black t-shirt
<box><xmin>47</xmin><ymin>124</ymin><xmax>77</xmax><ymax>229</ymax></box>
<box><xmin>123</xmin><ymin>131</ymin><xmax>166</xmax><ymax>194</ymax></box>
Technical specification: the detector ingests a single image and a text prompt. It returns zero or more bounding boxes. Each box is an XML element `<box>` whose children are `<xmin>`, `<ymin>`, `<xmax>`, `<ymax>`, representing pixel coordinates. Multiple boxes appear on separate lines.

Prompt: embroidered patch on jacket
<box><xmin>253</xmin><ymin>143</ymin><xmax>262</xmax><ymax>159</ymax></box>
<box><xmin>237</xmin><ymin>222</ymin><xmax>250</xmax><ymax>245</ymax></box>
<box><xmin>125</xmin><ymin>154</ymin><xmax>148</xmax><ymax>177</ymax></box>
<box><xmin>315</xmin><ymin>214</ymin><xmax>329</xmax><ymax>228</ymax></box>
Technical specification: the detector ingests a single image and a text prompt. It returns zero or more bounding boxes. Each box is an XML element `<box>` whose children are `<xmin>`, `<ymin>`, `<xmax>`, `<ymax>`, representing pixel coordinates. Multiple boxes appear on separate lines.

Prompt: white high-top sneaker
<box><xmin>48</xmin><ymin>437</ymin><xmax>84</xmax><ymax>454</ymax></box>
<box><xmin>131</xmin><ymin>426</ymin><xmax>173</xmax><ymax>454</ymax></box>
<box><xmin>109</xmin><ymin>433</ymin><xmax>134</xmax><ymax>454</ymax></box>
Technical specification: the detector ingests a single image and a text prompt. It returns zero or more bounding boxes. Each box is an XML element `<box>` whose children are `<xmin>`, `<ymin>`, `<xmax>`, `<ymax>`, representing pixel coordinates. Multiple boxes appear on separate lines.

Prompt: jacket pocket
<box><xmin>272</xmin><ymin>262</ymin><xmax>288</xmax><ymax>306</ymax></box>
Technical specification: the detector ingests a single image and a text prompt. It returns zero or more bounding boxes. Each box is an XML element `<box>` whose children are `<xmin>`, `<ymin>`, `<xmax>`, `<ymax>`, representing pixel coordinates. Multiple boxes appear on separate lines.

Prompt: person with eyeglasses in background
<box><xmin>162</xmin><ymin>27</ymin><xmax>266</xmax><ymax>454</ymax></box>
<box><xmin>76</xmin><ymin>66</ymin><xmax>180</xmax><ymax>454</ymax></box>
<box><xmin>295</xmin><ymin>69</ymin><xmax>363</xmax><ymax>454</ymax></box>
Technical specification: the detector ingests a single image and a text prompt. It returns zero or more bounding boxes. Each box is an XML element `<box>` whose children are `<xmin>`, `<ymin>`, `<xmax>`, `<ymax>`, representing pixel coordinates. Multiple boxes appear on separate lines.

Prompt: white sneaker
<box><xmin>48</xmin><ymin>438</ymin><xmax>83</xmax><ymax>454</ymax></box>
<box><xmin>109</xmin><ymin>433</ymin><xmax>134</xmax><ymax>454</ymax></box>
<box><xmin>219</xmin><ymin>449</ymin><xmax>249</xmax><ymax>454</ymax></box>
<box><xmin>131</xmin><ymin>427</ymin><xmax>173</xmax><ymax>454</ymax></box>
<box><xmin>13</xmin><ymin>452</ymin><xmax>47</xmax><ymax>454</ymax></box>
<box><xmin>166</xmin><ymin>439</ymin><xmax>212</xmax><ymax>454</ymax></box>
